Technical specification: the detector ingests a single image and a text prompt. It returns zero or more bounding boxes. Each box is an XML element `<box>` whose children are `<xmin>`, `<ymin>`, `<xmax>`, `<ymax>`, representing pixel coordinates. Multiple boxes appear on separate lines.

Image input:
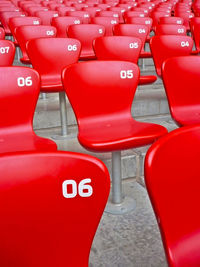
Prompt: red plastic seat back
<box><xmin>26</xmin><ymin>6</ymin><xmax>49</xmax><ymax>16</ymax></box>
<box><xmin>62</xmin><ymin>61</ymin><xmax>140</xmax><ymax>125</ymax></box>
<box><xmin>94</xmin><ymin>36</ymin><xmax>142</xmax><ymax>63</ymax></box>
<box><xmin>35</xmin><ymin>10</ymin><xmax>59</xmax><ymax>25</ymax></box>
<box><xmin>113</xmin><ymin>24</ymin><xmax>148</xmax><ymax>51</ymax></box>
<box><xmin>65</xmin><ymin>11</ymin><xmax>90</xmax><ymax>23</ymax></box>
<box><xmin>150</xmin><ymin>35</ymin><xmax>193</xmax><ymax>76</ymax></box>
<box><xmin>0</xmin><ymin>66</ymin><xmax>40</xmax><ymax>131</ymax></box>
<box><xmin>26</xmin><ymin>38</ymin><xmax>81</xmax><ymax>92</ymax></box>
<box><xmin>0</xmin><ymin>40</ymin><xmax>15</xmax><ymax>66</ymax></box>
<box><xmin>155</xmin><ymin>24</ymin><xmax>187</xmax><ymax>35</ymax></box>
<box><xmin>145</xmin><ymin>124</ymin><xmax>200</xmax><ymax>267</ymax></box>
<box><xmin>0</xmin><ymin>11</ymin><xmax>26</xmax><ymax>34</ymax></box>
<box><xmin>51</xmin><ymin>16</ymin><xmax>82</xmax><ymax>38</ymax></box>
<box><xmin>0</xmin><ymin>27</ymin><xmax>5</xmax><ymax>39</ymax></box>
<box><xmin>90</xmin><ymin>16</ymin><xmax>119</xmax><ymax>36</ymax></box>
<box><xmin>159</xmin><ymin>16</ymin><xmax>184</xmax><ymax>25</ymax></box>
<box><xmin>56</xmin><ymin>6</ymin><xmax>75</xmax><ymax>15</ymax></box>
<box><xmin>191</xmin><ymin>22</ymin><xmax>200</xmax><ymax>52</ymax></box>
<box><xmin>96</xmin><ymin>10</ymin><xmax>120</xmax><ymax>20</ymax></box>
<box><xmin>162</xmin><ymin>56</ymin><xmax>200</xmax><ymax>126</ymax></box>
<box><xmin>9</xmin><ymin>16</ymin><xmax>41</xmax><ymax>43</ymax></box>
<box><xmin>15</xmin><ymin>25</ymin><xmax>57</xmax><ymax>62</ymax></box>
<box><xmin>0</xmin><ymin>150</ymin><xmax>110</xmax><ymax>267</ymax></box>
<box><xmin>125</xmin><ymin>16</ymin><xmax>153</xmax><ymax>35</ymax></box>
<box><xmin>67</xmin><ymin>24</ymin><xmax>105</xmax><ymax>58</ymax></box>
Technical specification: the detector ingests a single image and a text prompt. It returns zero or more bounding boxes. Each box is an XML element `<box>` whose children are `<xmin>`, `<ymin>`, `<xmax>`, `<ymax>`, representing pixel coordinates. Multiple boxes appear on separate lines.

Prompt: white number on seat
<box><xmin>181</xmin><ymin>41</ymin><xmax>189</xmax><ymax>47</ymax></box>
<box><xmin>99</xmin><ymin>28</ymin><xmax>103</xmax><ymax>34</ymax></box>
<box><xmin>139</xmin><ymin>28</ymin><xmax>145</xmax><ymax>33</ymax></box>
<box><xmin>178</xmin><ymin>28</ymin><xmax>184</xmax><ymax>33</ymax></box>
<box><xmin>0</xmin><ymin>47</ymin><xmax>9</xmax><ymax>53</ymax></box>
<box><xmin>120</xmin><ymin>70</ymin><xmax>133</xmax><ymax>79</ymax></box>
<box><xmin>113</xmin><ymin>14</ymin><xmax>119</xmax><ymax>17</ymax></box>
<box><xmin>74</xmin><ymin>20</ymin><xmax>80</xmax><ymax>24</ymax></box>
<box><xmin>84</xmin><ymin>14</ymin><xmax>89</xmax><ymax>17</ymax></box>
<box><xmin>111</xmin><ymin>20</ymin><xmax>117</xmax><ymax>24</ymax></box>
<box><xmin>177</xmin><ymin>20</ymin><xmax>182</xmax><ymax>24</ymax></box>
<box><xmin>17</xmin><ymin>77</ymin><xmax>32</xmax><ymax>87</ymax></box>
<box><xmin>33</xmin><ymin>20</ymin><xmax>40</xmax><ymax>25</ymax></box>
<box><xmin>62</xmin><ymin>178</ymin><xmax>93</xmax><ymax>198</ymax></box>
<box><xmin>46</xmin><ymin>30</ymin><xmax>54</xmax><ymax>36</ymax></box>
<box><xmin>145</xmin><ymin>20</ymin><xmax>151</xmax><ymax>24</ymax></box>
<box><xmin>129</xmin><ymin>42</ymin><xmax>138</xmax><ymax>49</ymax></box>
<box><xmin>68</xmin><ymin>44</ymin><xmax>77</xmax><ymax>51</ymax></box>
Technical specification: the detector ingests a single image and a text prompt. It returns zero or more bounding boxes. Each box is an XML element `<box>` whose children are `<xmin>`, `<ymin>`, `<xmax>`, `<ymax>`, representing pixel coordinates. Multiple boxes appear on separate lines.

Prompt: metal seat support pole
<box><xmin>59</xmin><ymin>91</ymin><xmax>68</xmax><ymax>136</ymax></box>
<box><xmin>105</xmin><ymin>151</ymin><xmax>136</xmax><ymax>215</ymax></box>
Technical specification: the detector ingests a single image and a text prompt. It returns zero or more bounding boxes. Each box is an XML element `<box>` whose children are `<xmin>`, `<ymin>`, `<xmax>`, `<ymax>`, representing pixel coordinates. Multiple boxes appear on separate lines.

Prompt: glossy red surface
<box><xmin>90</xmin><ymin>16</ymin><xmax>119</xmax><ymax>36</ymax></box>
<box><xmin>51</xmin><ymin>16</ymin><xmax>83</xmax><ymax>38</ymax></box>
<box><xmin>124</xmin><ymin>17</ymin><xmax>153</xmax><ymax>37</ymax></box>
<box><xmin>145</xmin><ymin>124</ymin><xmax>200</xmax><ymax>267</ymax></box>
<box><xmin>0</xmin><ymin>40</ymin><xmax>15</xmax><ymax>66</ymax></box>
<box><xmin>62</xmin><ymin>61</ymin><xmax>167</xmax><ymax>152</ymax></box>
<box><xmin>113</xmin><ymin>24</ymin><xmax>151</xmax><ymax>57</ymax></box>
<box><xmin>93</xmin><ymin>36</ymin><xmax>156</xmax><ymax>85</ymax></box>
<box><xmin>162</xmin><ymin>56</ymin><xmax>200</xmax><ymax>126</ymax></box>
<box><xmin>67</xmin><ymin>24</ymin><xmax>105</xmax><ymax>59</ymax></box>
<box><xmin>8</xmin><ymin>16</ymin><xmax>41</xmax><ymax>44</ymax></box>
<box><xmin>0</xmin><ymin>66</ymin><xmax>57</xmax><ymax>153</ymax></box>
<box><xmin>27</xmin><ymin>37</ymin><xmax>81</xmax><ymax>92</ymax></box>
<box><xmin>35</xmin><ymin>10</ymin><xmax>59</xmax><ymax>25</ymax></box>
<box><xmin>159</xmin><ymin>16</ymin><xmax>184</xmax><ymax>25</ymax></box>
<box><xmin>15</xmin><ymin>25</ymin><xmax>57</xmax><ymax>64</ymax></box>
<box><xmin>0</xmin><ymin>27</ymin><xmax>5</xmax><ymax>39</ymax></box>
<box><xmin>155</xmin><ymin>24</ymin><xmax>187</xmax><ymax>36</ymax></box>
<box><xmin>191</xmin><ymin>22</ymin><xmax>200</xmax><ymax>52</ymax></box>
<box><xmin>0</xmin><ymin>11</ymin><xmax>26</xmax><ymax>34</ymax></box>
<box><xmin>0</xmin><ymin>150</ymin><xmax>110</xmax><ymax>266</ymax></box>
<box><xmin>65</xmin><ymin>11</ymin><xmax>91</xmax><ymax>23</ymax></box>
<box><xmin>150</xmin><ymin>35</ymin><xmax>193</xmax><ymax>76</ymax></box>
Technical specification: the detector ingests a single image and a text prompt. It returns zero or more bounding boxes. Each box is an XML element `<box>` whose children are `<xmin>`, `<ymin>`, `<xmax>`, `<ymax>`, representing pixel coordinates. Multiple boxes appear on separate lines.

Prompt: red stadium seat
<box><xmin>0</xmin><ymin>11</ymin><xmax>26</xmax><ymax>35</ymax></box>
<box><xmin>0</xmin><ymin>40</ymin><xmax>15</xmax><ymax>66</ymax></box>
<box><xmin>9</xmin><ymin>16</ymin><xmax>41</xmax><ymax>44</ymax></box>
<box><xmin>15</xmin><ymin>25</ymin><xmax>57</xmax><ymax>64</ymax></box>
<box><xmin>151</xmin><ymin>11</ymin><xmax>170</xmax><ymax>30</ymax></box>
<box><xmin>26</xmin><ymin>37</ymin><xmax>81</xmax><ymax>136</ymax></box>
<box><xmin>56</xmin><ymin>6</ymin><xmax>75</xmax><ymax>15</ymax></box>
<box><xmin>96</xmin><ymin>10</ymin><xmax>120</xmax><ymax>19</ymax></box>
<box><xmin>65</xmin><ymin>11</ymin><xmax>90</xmax><ymax>23</ymax></box>
<box><xmin>113</xmin><ymin>24</ymin><xmax>151</xmax><ymax>58</ymax></box>
<box><xmin>35</xmin><ymin>10</ymin><xmax>59</xmax><ymax>25</ymax></box>
<box><xmin>145</xmin><ymin>124</ymin><xmax>200</xmax><ymax>267</ymax></box>
<box><xmin>26</xmin><ymin>6</ymin><xmax>49</xmax><ymax>16</ymax></box>
<box><xmin>150</xmin><ymin>35</ymin><xmax>193</xmax><ymax>76</ymax></box>
<box><xmin>162</xmin><ymin>56</ymin><xmax>200</xmax><ymax>126</ymax></box>
<box><xmin>0</xmin><ymin>150</ymin><xmax>110</xmax><ymax>266</ymax></box>
<box><xmin>191</xmin><ymin>21</ymin><xmax>200</xmax><ymax>53</ymax></box>
<box><xmin>159</xmin><ymin>16</ymin><xmax>184</xmax><ymax>25</ymax></box>
<box><xmin>62</xmin><ymin>61</ymin><xmax>167</xmax><ymax>214</ymax></box>
<box><xmin>0</xmin><ymin>66</ymin><xmax>57</xmax><ymax>153</ymax></box>
<box><xmin>155</xmin><ymin>24</ymin><xmax>187</xmax><ymax>35</ymax></box>
<box><xmin>51</xmin><ymin>16</ymin><xmax>82</xmax><ymax>37</ymax></box>
<box><xmin>93</xmin><ymin>36</ymin><xmax>157</xmax><ymax>85</ymax></box>
<box><xmin>90</xmin><ymin>16</ymin><xmax>119</xmax><ymax>36</ymax></box>
<box><xmin>67</xmin><ymin>24</ymin><xmax>105</xmax><ymax>59</ymax></box>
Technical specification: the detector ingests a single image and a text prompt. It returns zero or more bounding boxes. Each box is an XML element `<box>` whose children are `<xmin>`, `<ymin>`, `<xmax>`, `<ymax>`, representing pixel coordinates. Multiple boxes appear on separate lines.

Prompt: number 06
<box><xmin>62</xmin><ymin>178</ymin><xmax>93</xmax><ymax>198</ymax></box>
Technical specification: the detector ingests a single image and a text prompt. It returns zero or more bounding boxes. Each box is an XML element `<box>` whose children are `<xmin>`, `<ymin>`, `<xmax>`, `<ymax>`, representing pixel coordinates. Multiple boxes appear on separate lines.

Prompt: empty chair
<box><xmin>90</xmin><ymin>16</ymin><xmax>119</xmax><ymax>36</ymax></box>
<box><xmin>145</xmin><ymin>124</ymin><xmax>200</xmax><ymax>267</ymax></box>
<box><xmin>0</xmin><ymin>150</ymin><xmax>110</xmax><ymax>266</ymax></box>
<box><xmin>62</xmin><ymin>61</ymin><xmax>167</xmax><ymax>214</ymax></box>
<box><xmin>51</xmin><ymin>16</ymin><xmax>82</xmax><ymax>38</ymax></box>
<box><xmin>0</xmin><ymin>11</ymin><xmax>26</xmax><ymax>35</ymax></box>
<box><xmin>26</xmin><ymin>6</ymin><xmax>49</xmax><ymax>16</ymax></box>
<box><xmin>159</xmin><ymin>16</ymin><xmax>184</xmax><ymax>25</ymax></box>
<box><xmin>155</xmin><ymin>24</ymin><xmax>187</xmax><ymax>35</ymax></box>
<box><xmin>113</xmin><ymin>24</ymin><xmax>151</xmax><ymax>58</ymax></box>
<box><xmin>65</xmin><ymin>11</ymin><xmax>90</xmax><ymax>23</ymax></box>
<box><xmin>67</xmin><ymin>24</ymin><xmax>105</xmax><ymax>59</ymax></box>
<box><xmin>15</xmin><ymin>25</ymin><xmax>57</xmax><ymax>64</ymax></box>
<box><xmin>56</xmin><ymin>6</ymin><xmax>75</xmax><ymax>15</ymax></box>
<box><xmin>35</xmin><ymin>10</ymin><xmax>59</xmax><ymax>25</ymax></box>
<box><xmin>0</xmin><ymin>66</ymin><xmax>57</xmax><ymax>153</ymax></box>
<box><xmin>150</xmin><ymin>35</ymin><xmax>193</xmax><ymax>77</ymax></box>
<box><xmin>151</xmin><ymin>11</ymin><xmax>170</xmax><ymax>30</ymax></box>
<box><xmin>162</xmin><ymin>56</ymin><xmax>200</xmax><ymax>126</ymax></box>
<box><xmin>26</xmin><ymin>38</ymin><xmax>81</xmax><ymax>137</ymax></box>
<box><xmin>96</xmin><ymin>10</ymin><xmax>120</xmax><ymax>20</ymax></box>
<box><xmin>125</xmin><ymin>17</ymin><xmax>153</xmax><ymax>40</ymax></box>
<box><xmin>8</xmin><ymin>16</ymin><xmax>41</xmax><ymax>44</ymax></box>
<box><xmin>0</xmin><ymin>40</ymin><xmax>15</xmax><ymax>66</ymax></box>
<box><xmin>94</xmin><ymin>36</ymin><xmax>157</xmax><ymax>85</ymax></box>
<box><xmin>191</xmin><ymin>21</ymin><xmax>200</xmax><ymax>53</ymax></box>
